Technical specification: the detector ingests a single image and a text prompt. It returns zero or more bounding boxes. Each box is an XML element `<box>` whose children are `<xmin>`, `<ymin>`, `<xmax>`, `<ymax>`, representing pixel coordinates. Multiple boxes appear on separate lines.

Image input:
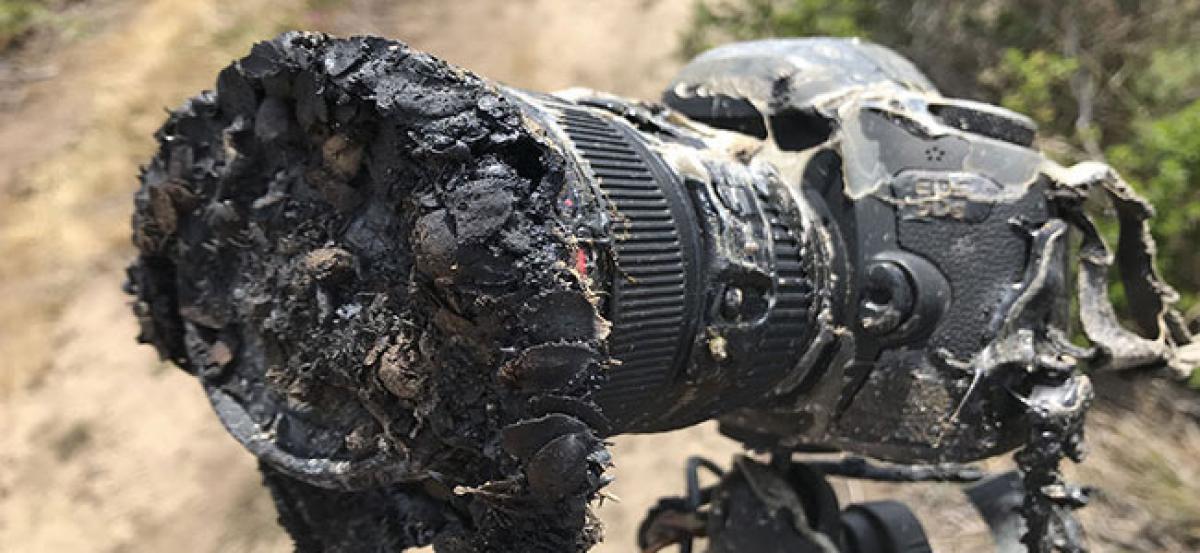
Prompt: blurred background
<box><xmin>0</xmin><ymin>0</ymin><xmax>1198</xmax><ymax>551</ymax></box>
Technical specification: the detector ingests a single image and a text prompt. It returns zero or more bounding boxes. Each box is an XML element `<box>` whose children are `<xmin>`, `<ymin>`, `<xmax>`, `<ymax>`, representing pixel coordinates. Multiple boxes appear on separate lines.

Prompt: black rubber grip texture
<box><xmin>662</xmin><ymin>184</ymin><xmax>815</xmax><ymax>428</ymax></box>
<box><xmin>553</xmin><ymin>105</ymin><xmax>701</xmax><ymax>431</ymax></box>
<box><xmin>755</xmin><ymin>192</ymin><xmax>815</xmax><ymax>383</ymax></box>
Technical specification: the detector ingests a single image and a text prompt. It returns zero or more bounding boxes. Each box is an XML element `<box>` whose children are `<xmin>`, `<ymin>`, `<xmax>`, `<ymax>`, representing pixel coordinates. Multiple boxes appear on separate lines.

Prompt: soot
<box><xmin>127</xmin><ymin>32</ymin><xmax>614</xmax><ymax>552</ymax></box>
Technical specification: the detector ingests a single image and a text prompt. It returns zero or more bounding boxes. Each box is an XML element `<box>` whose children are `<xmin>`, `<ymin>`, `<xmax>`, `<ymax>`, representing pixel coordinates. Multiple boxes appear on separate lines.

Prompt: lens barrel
<box><xmin>510</xmin><ymin>91</ymin><xmax>821</xmax><ymax>434</ymax></box>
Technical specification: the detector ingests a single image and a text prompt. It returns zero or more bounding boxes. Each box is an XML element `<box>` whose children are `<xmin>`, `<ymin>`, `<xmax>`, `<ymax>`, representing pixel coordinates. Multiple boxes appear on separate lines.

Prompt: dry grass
<box><xmin>1070</xmin><ymin>377</ymin><xmax>1200</xmax><ymax>552</ymax></box>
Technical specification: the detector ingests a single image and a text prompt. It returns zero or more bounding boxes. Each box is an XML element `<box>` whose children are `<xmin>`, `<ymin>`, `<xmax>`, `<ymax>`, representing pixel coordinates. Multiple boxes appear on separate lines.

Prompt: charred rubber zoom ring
<box><xmin>554</xmin><ymin>106</ymin><xmax>703</xmax><ymax>432</ymax></box>
<box><xmin>753</xmin><ymin>194</ymin><xmax>815</xmax><ymax>384</ymax></box>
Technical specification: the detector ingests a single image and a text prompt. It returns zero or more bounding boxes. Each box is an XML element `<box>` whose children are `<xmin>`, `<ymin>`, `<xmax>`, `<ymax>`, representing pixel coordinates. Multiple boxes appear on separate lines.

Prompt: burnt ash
<box><xmin>127</xmin><ymin>32</ymin><xmax>612</xmax><ymax>552</ymax></box>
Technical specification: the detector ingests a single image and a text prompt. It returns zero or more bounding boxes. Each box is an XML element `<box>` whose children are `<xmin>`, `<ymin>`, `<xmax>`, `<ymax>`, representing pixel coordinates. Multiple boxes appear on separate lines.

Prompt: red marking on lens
<box><xmin>574</xmin><ymin>248</ymin><xmax>588</xmax><ymax>275</ymax></box>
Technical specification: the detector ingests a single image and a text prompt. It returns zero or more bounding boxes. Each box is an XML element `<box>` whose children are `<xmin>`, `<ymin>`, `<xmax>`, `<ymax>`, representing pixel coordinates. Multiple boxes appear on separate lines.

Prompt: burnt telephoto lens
<box><xmin>127</xmin><ymin>33</ymin><xmax>824</xmax><ymax>551</ymax></box>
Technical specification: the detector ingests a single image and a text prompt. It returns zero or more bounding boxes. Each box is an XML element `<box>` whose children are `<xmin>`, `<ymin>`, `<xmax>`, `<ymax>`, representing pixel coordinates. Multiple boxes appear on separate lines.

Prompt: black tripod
<box><xmin>637</xmin><ymin>454</ymin><xmax>1028</xmax><ymax>553</ymax></box>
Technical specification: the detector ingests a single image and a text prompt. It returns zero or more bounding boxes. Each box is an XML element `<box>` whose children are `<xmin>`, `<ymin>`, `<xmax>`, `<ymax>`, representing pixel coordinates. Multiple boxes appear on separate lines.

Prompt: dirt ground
<box><xmin>0</xmin><ymin>1</ymin><xmax>1197</xmax><ymax>552</ymax></box>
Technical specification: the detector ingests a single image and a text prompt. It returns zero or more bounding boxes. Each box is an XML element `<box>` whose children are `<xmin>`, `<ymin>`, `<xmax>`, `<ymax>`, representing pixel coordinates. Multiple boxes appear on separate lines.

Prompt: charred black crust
<box><xmin>260</xmin><ymin>461</ymin><xmax>450</xmax><ymax>551</ymax></box>
<box><xmin>127</xmin><ymin>32</ymin><xmax>612</xmax><ymax>551</ymax></box>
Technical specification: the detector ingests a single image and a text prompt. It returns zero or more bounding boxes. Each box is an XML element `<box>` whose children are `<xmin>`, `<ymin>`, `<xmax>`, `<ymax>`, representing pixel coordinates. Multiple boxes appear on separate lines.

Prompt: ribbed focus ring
<box><xmin>554</xmin><ymin>106</ymin><xmax>698</xmax><ymax>431</ymax></box>
<box><xmin>756</xmin><ymin>195</ymin><xmax>815</xmax><ymax>375</ymax></box>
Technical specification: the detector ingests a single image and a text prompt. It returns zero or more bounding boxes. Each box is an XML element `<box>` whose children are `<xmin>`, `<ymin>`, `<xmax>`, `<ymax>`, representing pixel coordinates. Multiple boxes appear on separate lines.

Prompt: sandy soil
<box><xmin>1</xmin><ymin>1</ymin><xmax>1197</xmax><ymax>552</ymax></box>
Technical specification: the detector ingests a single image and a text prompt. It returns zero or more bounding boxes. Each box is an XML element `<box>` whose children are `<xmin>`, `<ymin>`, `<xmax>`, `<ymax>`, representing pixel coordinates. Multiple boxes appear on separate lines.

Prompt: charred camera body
<box><xmin>534</xmin><ymin>39</ymin><xmax>1192</xmax><ymax>465</ymax></box>
<box><xmin>128</xmin><ymin>32</ymin><xmax>1196</xmax><ymax>552</ymax></box>
<box><xmin>518</xmin><ymin>41</ymin><xmax>1063</xmax><ymax>463</ymax></box>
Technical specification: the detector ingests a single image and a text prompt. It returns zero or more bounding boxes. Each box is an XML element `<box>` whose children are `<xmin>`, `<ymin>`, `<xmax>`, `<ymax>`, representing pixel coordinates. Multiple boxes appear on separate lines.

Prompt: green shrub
<box><xmin>0</xmin><ymin>0</ymin><xmax>49</xmax><ymax>50</ymax></box>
